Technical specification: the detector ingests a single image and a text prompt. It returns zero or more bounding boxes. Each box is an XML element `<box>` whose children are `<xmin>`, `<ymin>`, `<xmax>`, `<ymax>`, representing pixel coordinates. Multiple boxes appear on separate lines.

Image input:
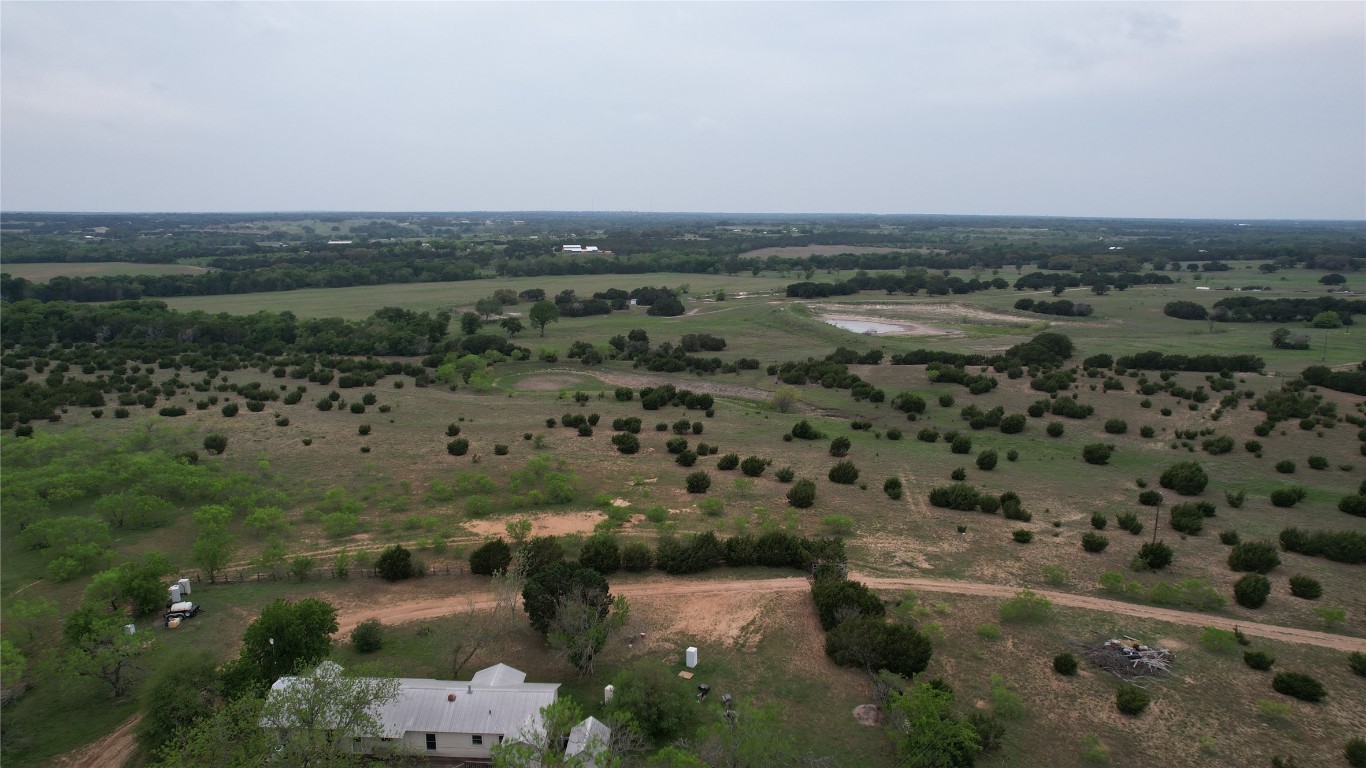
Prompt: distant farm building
<box><xmin>559</xmin><ymin>244</ymin><xmax>601</xmax><ymax>253</ymax></box>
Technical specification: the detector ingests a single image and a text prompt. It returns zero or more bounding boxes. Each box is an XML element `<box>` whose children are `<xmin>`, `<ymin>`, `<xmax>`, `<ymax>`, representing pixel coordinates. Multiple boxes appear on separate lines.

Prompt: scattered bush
<box><xmin>883</xmin><ymin>477</ymin><xmax>904</xmax><ymax>500</ymax></box>
<box><xmin>350</xmin><ymin>619</ymin><xmax>384</xmax><ymax>653</ymax></box>
<box><xmin>1218</xmin><ymin>530</ymin><xmax>1240</xmax><ymax>546</ymax></box>
<box><xmin>1133</xmin><ymin>541</ymin><xmax>1173</xmax><ymax>570</ymax></box>
<box><xmin>999</xmin><ymin>589</ymin><xmax>1052</xmax><ymax>623</ymax></box>
<box><xmin>1160</xmin><ymin>461</ymin><xmax>1208</xmax><ymax>495</ymax></box>
<box><xmin>1234</xmin><ymin>573</ymin><xmax>1271</xmax><ymax>608</ymax></box>
<box><xmin>1272</xmin><ymin>672</ymin><xmax>1326</xmax><ymax>703</ymax></box>
<box><xmin>1288</xmin><ymin>575</ymin><xmax>1322</xmax><ymax>599</ymax></box>
<box><xmin>829</xmin><ymin>436</ymin><xmax>851</xmax><ymax>457</ymax></box>
<box><xmin>203</xmin><ymin>433</ymin><xmax>228</xmax><ymax>454</ymax></box>
<box><xmin>1138</xmin><ymin>490</ymin><xmax>1162</xmax><ymax>506</ymax></box>
<box><xmin>787</xmin><ymin>478</ymin><xmax>817</xmax><ymax>508</ymax></box>
<box><xmin>1046</xmin><ymin>421</ymin><xmax>1064</xmax><ymax>438</ymax></box>
<box><xmin>1115</xmin><ymin>684</ymin><xmax>1151</xmax><ymax>716</ymax></box>
<box><xmin>828</xmin><ymin>461</ymin><xmax>860</xmax><ymax>485</ymax></box>
<box><xmin>1090</xmin><ymin>512</ymin><xmax>1107</xmax><ymax>530</ymax></box>
<box><xmin>375</xmin><ymin>545</ymin><xmax>415</xmax><ymax>581</ymax></box>
<box><xmin>1081</xmin><ymin>532</ymin><xmax>1110</xmax><ymax>552</ymax></box>
<box><xmin>1243</xmin><ymin>650</ymin><xmax>1275</xmax><ymax>671</ymax></box>
<box><xmin>1082</xmin><ymin>443</ymin><xmax>1114</xmax><ymax>466</ymax></box>
<box><xmin>976</xmin><ymin>450</ymin><xmax>998</xmax><ymax>471</ymax></box>
<box><xmin>950</xmin><ymin>434</ymin><xmax>973</xmax><ymax>454</ymax></box>
<box><xmin>675</xmin><ymin>450</ymin><xmax>698</xmax><ymax>467</ymax></box>
<box><xmin>1275</xmin><ymin>460</ymin><xmax>1296</xmax><ymax>474</ymax></box>
<box><xmin>1340</xmin><ymin>495</ymin><xmax>1366</xmax><ymax>517</ymax></box>
<box><xmin>1347</xmin><ymin>738</ymin><xmax>1366</xmax><ymax>768</ymax></box>
<box><xmin>1225</xmin><ymin>490</ymin><xmax>1246</xmax><ymax>509</ymax></box>
<box><xmin>469</xmin><ymin>539</ymin><xmax>513</xmax><ymax>575</ymax></box>
<box><xmin>928</xmin><ymin>483</ymin><xmax>981</xmax><ymax>511</ymax></box>
<box><xmin>1012</xmin><ymin>529</ymin><xmax>1033</xmax><ymax>544</ymax></box>
<box><xmin>1103</xmin><ymin>419</ymin><xmax>1128</xmax><ymax>435</ymax></box>
<box><xmin>1269</xmin><ymin>487</ymin><xmax>1307</xmax><ymax>507</ymax></box>
<box><xmin>1053</xmin><ymin>652</ymin><xmax>1078</xmax><ymax>676</ymax></box>
<box><xmin>1350</xmin><ymin>652</ymin><xmax>1366</xmax><ymax>677</ymax></box>
<box><xmin>740</xmin><ymin>456</ymin><xmax>769</xmax><ymax>477</ymax></box>
<box><xmin>1116</xmin><ymin>512</ymin><xmax>1143</xmax><ymax>535</ymax></box>
<box><xmin>1228</xmin><ymin>540</ymin><xmax>1281</xmax><ymax>573</ymax></box>
<box><xmin>685</xmin><ymin>472</ymin><xmax>711</xmax><ymax>494</ymax></box>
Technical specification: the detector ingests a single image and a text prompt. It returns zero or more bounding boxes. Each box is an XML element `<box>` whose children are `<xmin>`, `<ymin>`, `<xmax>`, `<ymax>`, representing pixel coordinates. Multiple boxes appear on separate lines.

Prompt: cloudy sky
<box><xmin>2</xmin><ymin>2</ymin><xmax>1362</xmax><ymax>219</ymax></box>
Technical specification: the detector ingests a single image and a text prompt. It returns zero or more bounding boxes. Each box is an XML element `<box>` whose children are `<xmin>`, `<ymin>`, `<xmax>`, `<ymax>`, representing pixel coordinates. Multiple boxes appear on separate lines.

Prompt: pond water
<box><xmin>821</xmin><ymin>318</ymin><xmax>903</xmax><ymax>334</ymax></box>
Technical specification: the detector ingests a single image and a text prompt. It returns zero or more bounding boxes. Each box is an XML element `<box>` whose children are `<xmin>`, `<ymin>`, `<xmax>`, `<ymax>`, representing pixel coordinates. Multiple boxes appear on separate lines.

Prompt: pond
<box><xmin>820</xmin><ymin>317</ymin><xmax>903</xmax><ymax>334</ymax></box>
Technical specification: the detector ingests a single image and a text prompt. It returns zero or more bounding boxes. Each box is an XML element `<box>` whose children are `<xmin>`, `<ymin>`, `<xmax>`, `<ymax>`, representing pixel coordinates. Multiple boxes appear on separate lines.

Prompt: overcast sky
<box><xmin>2</xmin><ymin>2</ymin><xmax>1362</xmax><ymax>219</ymax></box>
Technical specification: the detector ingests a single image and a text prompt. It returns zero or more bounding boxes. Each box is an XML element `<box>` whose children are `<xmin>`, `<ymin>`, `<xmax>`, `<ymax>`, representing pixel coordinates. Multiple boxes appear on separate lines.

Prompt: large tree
<box><xmin>885</xmin><ymin>684</ymin><xmax>981</xmax><ymax>768</ymax></box>
<box><xmin>529</xmin><ymin>300</ymin><xmax>560</xmax><ymax>337</ymax></box>
<box><xmin>259</xmin><ymin>662</ymin><xmax>402</xmax><ymax>768</ymax></box>
<box><xmin>548</xmin><ymin>587</ymin><xmax>630</xmax><ymax>677</ymax></box>
<box><xmin>191</xmin><ymin>505</ymin><xmax>236</xmax><ymax>583</ymax></box>
<box><xmin>227</xmin><ymin>597</ymin><xmax>339</xmax><ymax>693</ymax></box>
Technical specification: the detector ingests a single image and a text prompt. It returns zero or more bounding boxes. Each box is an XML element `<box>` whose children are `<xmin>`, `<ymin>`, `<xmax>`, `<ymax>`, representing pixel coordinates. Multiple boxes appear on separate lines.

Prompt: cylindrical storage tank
<box><xmin>169</xmin><ymin>584</ymin><xmax>182</xmax><ymax>603</ymax></box>
<box><xmin>178</xmin><ymin>577</ymin><xmax>192</xmax><ymax>596</ymax></box>
<box><xmin>604</xmin><ymin>684</ymin><xmax>615</xmax><ymax>703</ymax></box>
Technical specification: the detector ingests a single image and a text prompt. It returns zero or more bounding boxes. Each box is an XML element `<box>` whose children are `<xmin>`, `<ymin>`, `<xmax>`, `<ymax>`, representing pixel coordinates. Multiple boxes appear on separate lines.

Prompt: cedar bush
<box><xmin>350</xmin><ymin>619</ymin><xmax>384</xmax><ymax>653</ymax></box>
<box><xmin>1228</xmin><ymin>540</ymin><xmax>1281</xmax><ymax>574</ymax></box>
<box><xmin>1081</xmin><ymin>532</ymin><xmax>1109</xmax><ymax>552</ymax></box>
<box><xmin>1288</xmin><ymin>575</ymin><xmax>1322</xmax><ymax>599</ymax></box>
<box><xmin>1134</xmin><ymin>541</ymin><xmax>1173</xmax><ymax>570</ymax></box>
<box><xmin>774</xmin><ymin>466</ymin><xmax>796</xmax><ymax>483</ymax></box>
<box><xmin>1053</xmin><ymin>652</ymin><xmax>1078</xmax><ymax>676</ymax></box>
<box><xmin>787</xmin><ymin>478</ymin><xmax>817</xmax><ymax>508</ymax></box>
<box><xmin>828</xmin><ymin>461</ymin><xmax>860</xmax><ymax>485</ymax></box>
<box><xmin>829</xmin><ymin>436</ymin><xmax>851</xmax><ymax>457</ymax></box>
<box><xmin>1243</xmin><ymin>651</ymin><xmax>1275</xmax><ymax>671</ymax></box>
<box><xmin>1090</xmin><ymin>512</ymin><xmax>1107</xmax><ymax>530</ymax></box>
<box><xmin>1233</xmin><ymin>573</ymin><xmax>1271</xmax><ymax>608</ymax></box>
<box><xmin>685</xmin><ymin>471</ymin><xmax>711</xmax><ymax>494</ymax></box>
<box><xmin>1115</xmin><ymin>684</ymin><xmax>1151</xmax><ymax>716</ymax></box>
<box><xmin>739</xmin><ymin>456</ymin><xmax>768</xmax><ymax>477</ymax></box>
<box><xmin>1012</xmin><ymin>529</ymin><xmax>1033</xmax><ymax>544</ymax></box>
<box><xmin>1272</xmin><ymin>671</ymin><xmax>1325</xmax><ymax>702</ymax></box>
<box><xmin>1160</xmin><ymin>461</ymin><xmax>1208</xmax><ymax>495</ymax></box>
<box><xmin>469</xmin><ymin>539</ymin><xmax>513</xmax><ymax>575</ymax></box>
<box><xmin>1082</xmin><ymin>443</ymin><xmax>1114</xmax><ymax>465</ymax></box>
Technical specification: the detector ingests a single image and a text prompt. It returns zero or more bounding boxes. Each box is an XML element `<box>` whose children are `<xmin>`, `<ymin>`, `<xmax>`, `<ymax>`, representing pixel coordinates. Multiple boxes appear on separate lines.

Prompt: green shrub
<box><xmin>1134</xmin><ymin>541</ymin><xmax>1173</xmax><ymax>570</ymax></box>
<box><xmin>203</xmin><ymin>433</ymin><xmax>228</xmax><ymax>454</ymax></box>
<box><xmin>1137</xmin><ymin>490</ymin><xmax>1162</xmax><ymax>506</ymax></box>
<box><xmin>620</xmin><ymin>542</ymin><xmax>653</xmax><ymax>572</ymax></box>
<box><xmin>1347</xmin><ymin>738</ymin><xmax>1366</xmax><ymax>768</ymax></box>
<box><xmin>469</xmin><ymin>539</ymin><xmax>513</xmax><ymax>575</ymax></box>
<box><xmin>1351</xmin><ymin>652</ymin><xmax>1366</xmax><ymax>677</ymax></box>
<box><xmin>1053</xmin><ymin>652</ymin><xmax>1078</xmax><ymax>676</ymax></box>
<box><xmin>1012</xmin><ymin>529</ymin><xmax>1033</xmax><ymax>544</ymax></box>
<box><xmin>1243</xmin><ymin>651</ymin><xmax>1275</xmax><ymax>671</ymax></box>
<box><xmin>917</xmin><ymin>427</ymin><xmax>940</xmax><ymax>443</ymax></box>
<box><xmin>1307</xmin><ymin>455</ymin><xmax>1329</xmax><ymax>470</ymax></box>
<box><xmin>828</xmin><ymin>461</ymin><xmax>860</xmax><ymax>485</ymax></box>
<box><xmin>1272</xmin><ymin>671</ymin><xmax>1325</xmax><ymax>703</ymax></box>
<box><xmin>1103</xmin><ymin>419</ymin><xmax>1128</xmax><ymax>435</ymax></box>
<box><xmin>1288</xmin><ymin>575</ymin><xmax>1322</xmax><ymax>600</ymax></box>
<box><xmin>447</xmin><ymin>438</ymin><xmax>470</xmax><ymax>456</ymax></box>
<box><xmin>350</xmin><ymin>619</ymin><xmax>384</xmax><ymax>653</ymax></box>
<box><xmin>774</xmin><ymin>466</ymin><xmax>796</xmax><ymax>483</ymax></box>
<box><xmin>1169</xmin><ymin>503</ymin><xmax>1207</xmax><ymax>535</ymax></box>
<box><xmin>1218</xmin><ymin>530</ymin><xmax>1240</xmax><ymax>546</ymax></box>
<box><xmin>1046</xmin><ymin>421</ymin><xmax>1064</xmax><ymax>437</ymax></box>
<box><xmin>1159</xmin><ymin>461</ymin><xmax>1208</xmax><ymax>495</ymax></box>
<box><xmin>1270</xmin><ymin>486</ymin><xmax>1307</xmax><ymax>507</ymax></box>
<box><xmin>883</xmin><ymin>477</ymin><xmax>904</xmax><ymax>500</ymax></box>
<box><xmin>822</xmin><ymin>514</ymin><xmax>855</xmax><ymax>535</ymax></box>
<box><xmin>976</xmin><ymin>623</ymin><xmax>1002</xmax><ymax>640</ymax></box>
<box><xmin>829</xmin><ymin>436</ymin><xmax>851</xmax><ymax>457</ymax></box>
<box><xmin>1090</xmin><ymin>512</ymin><xmax>1107</xmax><ymax>530</ymax></box>
<box><xmin>976</xmin><ymin>450</ymin><xmax>999</xmax><ymax>471</ymax></box>
<box><xmin>1114</xmin><ymin>684</ymin><xmax>1150</xmax><ymax>716</ymax></box>
<box><xmin>1081</xmin><ymin>532</ymin><xmax>1109</xmax><ymax>552</ymax></box>
<box><xmin>999</xmin><ymin>589</ymin><xmax>1052</xmax><ymax>623</ymax></box>
<box><xmin>1116</xmin><ymin>512</ymin><xmax>1143</xmax><ymax>535</ymax></box>
<box><xmin>1340</xmin><ymin>495</ymin><xmax>1366</xmax><ymax>517</ymax></box>
<box><xmin>787</xmin><ymin>478</ymin><xmax>817</xmax><ymax>508</ymax></box>
<box><xmin>375</xmin><ymin>545</ymin><xmax>415</xmax><ymax>581</ymax></box>
<box><xmin>950</xmin><ymin>434</ymin><xmax>973</xmax><ymax>454</ymax></box>
<box><xmin>1275</xmin><ymin>459</ymin><xmax>1296</xmax><ymax>474</ymax></box>
<box><xmin>1234</xmin><ymin>573</ymin><xmax>1271</xmax><ymax>608</ymax></box>
<box><xmin>685</xmin><ymin>472</ymin><xmax>711</xmax><ymax>494</ymax></box>
<box><xmin>675</xmin><ymin>450</ymin><xmax>698</xmax><ymax>467</ymax></box>
<box><xmin>739</xmin><ymin>456</ymin><xmax>769</xmax><ymax>477</ymax></box>
<box><xmin>951</xmin><ymin>467</ymin><xmax>967</xmax><ymax>481</ymax></box>
<box><xmin>928</xmin><ymin>483</ymin><xmax>981</xmax><ymax>511</ymax></box>
<box><xmin>1228</xmin><ymin>540</ymin><xmax>1281</xmax><ymax>574</ymax></box>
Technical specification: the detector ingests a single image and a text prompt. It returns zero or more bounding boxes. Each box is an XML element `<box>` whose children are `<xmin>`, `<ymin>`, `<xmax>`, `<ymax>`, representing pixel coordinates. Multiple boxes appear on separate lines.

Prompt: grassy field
<box><xmin>1</xmin><ymin>262</ymin><xmax>210</xmax><ymax>281</ymax></box>
<box><xmin>4</xmin><ymin>265</ymin><xmax>1364</xmax><ymax>766</ymax></box>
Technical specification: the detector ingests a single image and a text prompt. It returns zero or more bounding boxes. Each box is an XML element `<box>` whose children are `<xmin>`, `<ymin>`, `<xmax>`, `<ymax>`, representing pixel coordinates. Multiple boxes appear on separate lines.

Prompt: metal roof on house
<box><xmin>266</xmin><ymin>664</ymin><xmax>559</xmax><ymax>739</ymax></box>
<box><xmin>566</xmin><ymin>715</ymin><xmax>612</xmax><ymax>761</ymax></box>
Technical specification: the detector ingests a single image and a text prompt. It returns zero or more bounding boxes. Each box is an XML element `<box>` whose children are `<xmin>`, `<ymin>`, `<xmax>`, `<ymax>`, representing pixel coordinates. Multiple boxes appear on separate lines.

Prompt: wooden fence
<box><xmin>179</xmin><ymin>562</ymin><xmax>469</xmax><ymax>585</ymax></box>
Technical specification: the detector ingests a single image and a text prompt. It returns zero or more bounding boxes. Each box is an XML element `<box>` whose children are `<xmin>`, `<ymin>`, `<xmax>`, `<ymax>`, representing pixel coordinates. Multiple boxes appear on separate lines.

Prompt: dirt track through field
<box><xmin>53</xmin><ymin>713</ymin><xmax>141</xmax><ymax>768</ymax></box>
<box><xmin>335</xmin><ymin>575</ymin><xmax>1366</xmax><ymax>653</ymax></box>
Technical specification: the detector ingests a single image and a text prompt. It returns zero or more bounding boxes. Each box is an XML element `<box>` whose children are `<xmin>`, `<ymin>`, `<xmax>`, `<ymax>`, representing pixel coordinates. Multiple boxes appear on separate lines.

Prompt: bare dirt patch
<box><xmin>464</xmin><ymin>510</ymin><xmax>608</xmax><ymax>538</ymax></box>
<box><xmin>852</xmin><ymin>704</ymin><xmax>882</xmax><ymax>726</ymax></box>
<box><xmin>53</xmin><ymin>713</ymin><xmax>141</xmax><ymax>768</ymax></box>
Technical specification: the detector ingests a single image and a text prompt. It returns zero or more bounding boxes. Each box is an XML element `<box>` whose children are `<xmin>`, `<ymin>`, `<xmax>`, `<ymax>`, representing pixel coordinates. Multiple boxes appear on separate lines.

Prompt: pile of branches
<box><xmin>1080</xmin><ymin>637</ymin><xmax>1173</xmax><ymax>680</ymax></box>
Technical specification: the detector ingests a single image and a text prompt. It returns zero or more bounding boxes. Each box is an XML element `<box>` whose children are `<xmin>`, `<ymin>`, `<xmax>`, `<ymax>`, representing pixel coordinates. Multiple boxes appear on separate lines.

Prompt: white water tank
<box><xmin>124</xmin><ymin>623</ymin><xmax>136</xmax><ymax>635</ymax></box>
<box><xmin>169</xmin><ymin>584</ymin><xmax>181</xmax><ymax>603</ymax></box>
<box><xmin>178</xmin><ymin>577</ymin><xmax>192</xmax><ymax>595</ymax></box>
<box><xmin>685</xmin><ymin>647</ymin><xmax>698</xmax><ymax>669</ymax></box>
<box><xmin>604</xmin><ymin>684</ymin><xmax>615</xmax><ymax>703</ymax></box>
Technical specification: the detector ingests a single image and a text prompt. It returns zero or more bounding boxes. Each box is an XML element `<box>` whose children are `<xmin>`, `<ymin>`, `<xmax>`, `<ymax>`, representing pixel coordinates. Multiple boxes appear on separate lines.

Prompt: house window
<box><xmin>472</xmin><ymin>735</ymin><xmax>484</xmax><ymax>746</ymax></box>
<box><xmin>425</xmin><ymin>734</ymin><xmax>436</xmax><ymax>751</ymax></box>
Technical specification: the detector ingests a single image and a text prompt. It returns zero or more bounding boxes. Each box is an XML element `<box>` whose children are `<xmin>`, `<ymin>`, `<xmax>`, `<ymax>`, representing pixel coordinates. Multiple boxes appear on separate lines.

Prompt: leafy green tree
<box><xmin>885</xmin><ymin>683</ymin><xmax>982</xmax><ymax>768</ymax></box>
<box><xmin>154</xmin><ymin>694</ymin><xmax>274</xmax><ymax>768</ymax></box>
<box><xmin>606</xmin><ymin>665</ymin><xmax>699</xmax><ymax>743</ymax></box>
<box><xmin>548</xmin><ymin>588</ymin><xmax>630</xmax><ymax>676</ymax></box>
<box><xmin>258</xmin><ymin>662</ymin><xmax>402</xmax><ymax>768</ymax></box>
<box><xmin>225</xmin><ymin>598</ymin><xmax>338</xmax><ymax>694</ymax></box>
<box><xmin>492</xmin><ymin>697</ymin><xmax>622</xmax><ymax>768</ymax></box>
<box><xmin>470</xmin><ymin>538</ymin><xmax>514</xmax><ymax>575</ymax></box>
<box><xmin>84</xmin><ymin>552</ymin><xmax>176</xmax><ymax>616</ymax></box>
<box><xmin>192</xmin><ymin>504</ymin><xmax>236</xmax><ymax>583</ymax></box>
<box><xmin>501</xmin><ymin>317</ymin><xmax>525</xmax><ymax>338</ymax></box>
<box><xmin>138</xmin><ymin>652</ymin><xmax>221</xmax><ymax>752</ymax></box>
<box><xmin>374</xmin><ymin>544</ymin><xmax>414</xmax><ymax>581</ymax></box>
<box><xmin>62</xmin><ymin>606</ymin><xmax>149</xmax><ymax>698</ymax></box>
<box><xmin>824</xmin><ymin>617</ymin><xmax>932</xmax><ymax>677</ymax></box>
<box><xmin>1312</xmin><ymin>311</ymin><xmax>1344</xmax><ymax>329</ymax></box>
<box><xmin>522</xmin><ymin>561</ymin><xmax>609</xmax><ymax>635</ymax></box>
<box><xmin>1</xmin><ymin>638</ymin><xmax>27</xmax><ymax>696</ymax></box>
<box><xmin>529</xmin><ymin>300</ymin><xmax>560</xmax><ymax>337</ymax></box>
<box><xmin>460</xmin><ymin>312</ymin><xmax>483</xmax><ymax>335</ymax></box>
<box><xmin>476</xmin><ymin>296</ymin><xmax>504</xmax><ymax>319</ymax></box>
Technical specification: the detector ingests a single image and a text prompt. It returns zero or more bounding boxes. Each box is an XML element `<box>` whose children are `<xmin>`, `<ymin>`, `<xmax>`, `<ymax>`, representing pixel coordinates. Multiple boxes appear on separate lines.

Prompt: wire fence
<box><xmin>179</xmin><ymin>562</ymin><xmax>469</xmax><ymax>585</ymax></box>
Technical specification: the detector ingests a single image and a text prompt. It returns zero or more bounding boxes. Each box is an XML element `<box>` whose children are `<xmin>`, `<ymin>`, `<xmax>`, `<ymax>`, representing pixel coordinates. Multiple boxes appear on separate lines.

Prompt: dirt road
<box><xmin>336</xmin><ymin>574</ymin><xmax>1366</xmax><ymax>653</ymax></box>
<box><xmin>52</xmin><ymin>713</ymin><xmax>141</xmax><ymax>768</ymax></box>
